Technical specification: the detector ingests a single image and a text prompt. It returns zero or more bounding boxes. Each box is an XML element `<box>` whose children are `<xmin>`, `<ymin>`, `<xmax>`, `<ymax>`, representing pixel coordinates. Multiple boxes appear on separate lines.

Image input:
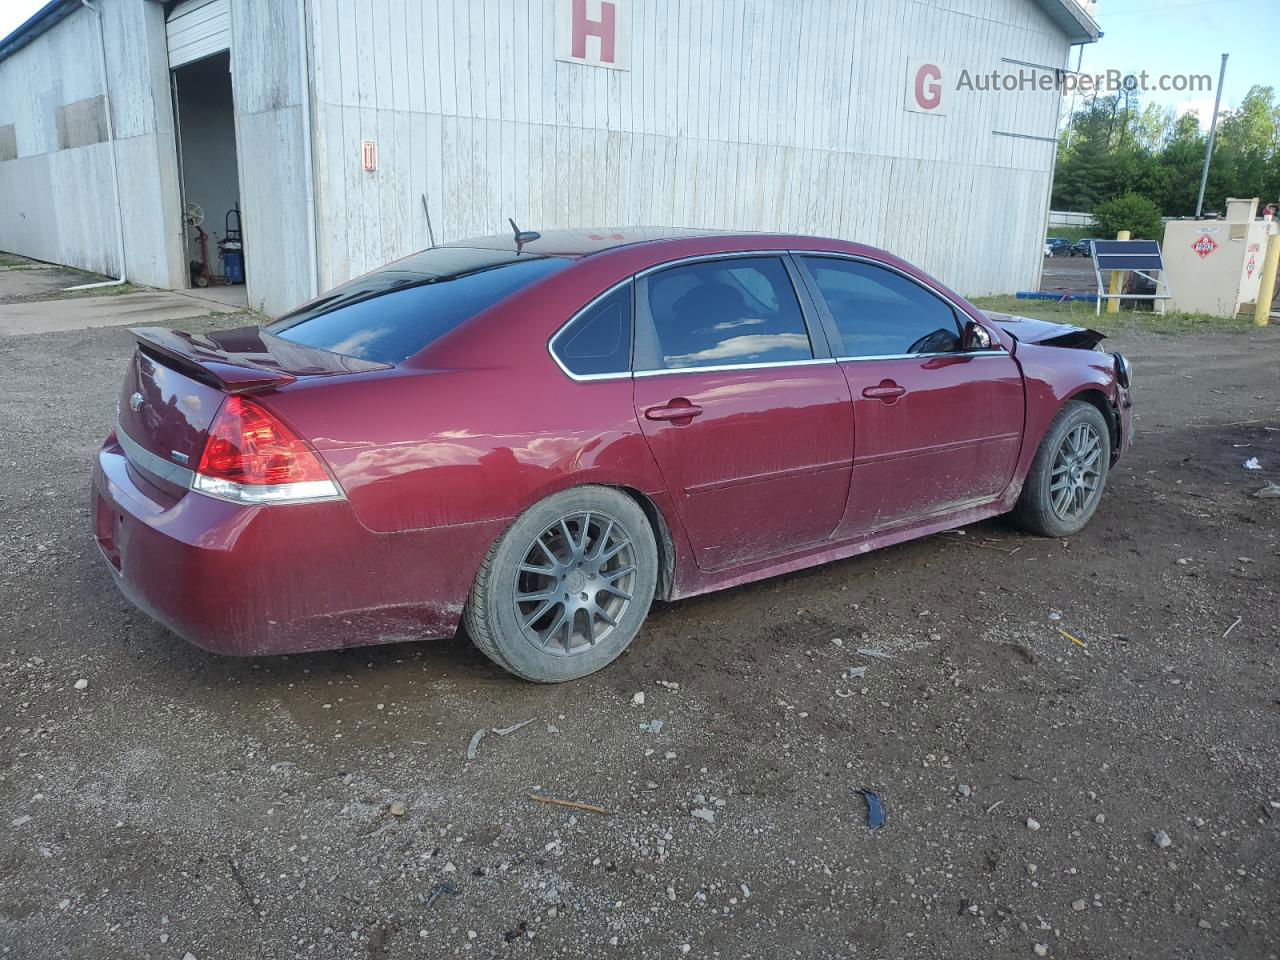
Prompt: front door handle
<box><xmin>861</xmin><ymin>380</ymin><xmax>907</xmax><ymax>402</ymax></box>
<box><xmin>645</xmin><ymin>399</ymin><xmax>704</xmax><ymax>423</ymax></box>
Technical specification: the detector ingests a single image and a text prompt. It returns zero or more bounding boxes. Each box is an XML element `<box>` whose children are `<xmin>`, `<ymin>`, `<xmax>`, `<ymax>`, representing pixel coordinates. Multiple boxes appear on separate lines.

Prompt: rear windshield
<box><xmin>265</xmin><ymin>248</ymin><xmax>571</xmax><ymax>363</ymax></box>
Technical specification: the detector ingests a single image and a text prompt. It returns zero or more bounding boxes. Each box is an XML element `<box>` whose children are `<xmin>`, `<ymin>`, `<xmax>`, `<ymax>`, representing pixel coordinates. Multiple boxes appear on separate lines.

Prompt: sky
<box><xmin>0</xmin><ymin>0</ymin><xmax>1276</xmax><ymax>128</ymax></box>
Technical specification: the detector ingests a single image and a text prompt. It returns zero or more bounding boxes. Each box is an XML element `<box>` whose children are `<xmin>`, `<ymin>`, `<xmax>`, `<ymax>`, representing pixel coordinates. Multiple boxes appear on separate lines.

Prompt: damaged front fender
<box><xmin>982</xmin><ymin>311</ymin><xmax>1107</xmax><ymax>350</ymax></box>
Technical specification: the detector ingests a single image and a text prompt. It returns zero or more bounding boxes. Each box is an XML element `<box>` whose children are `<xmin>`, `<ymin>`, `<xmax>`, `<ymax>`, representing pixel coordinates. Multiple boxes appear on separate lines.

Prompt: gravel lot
<box><xmin>1</xmin><ymin>308</ymin><xmax>1278</xmax><ymax>960</ymax></box>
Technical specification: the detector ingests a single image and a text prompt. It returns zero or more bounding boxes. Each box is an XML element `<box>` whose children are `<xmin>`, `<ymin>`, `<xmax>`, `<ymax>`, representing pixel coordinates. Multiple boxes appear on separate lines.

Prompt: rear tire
<box><xmin>464</xmin><ymin>486</ymin><xmax>658</xmax><ymax>682</ymax></box>
<box><xmin>1011</xmin><ymin>400</ymin><xmax>1111</xmax><ymax>538</ymax></box>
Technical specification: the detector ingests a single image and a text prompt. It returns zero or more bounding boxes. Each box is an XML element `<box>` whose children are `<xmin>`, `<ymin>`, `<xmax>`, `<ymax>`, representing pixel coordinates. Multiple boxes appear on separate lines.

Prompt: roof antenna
<box><xmin>509</xmin><ymin>218</ymin><xmax>541</xmax><ymax>253</ymax></box>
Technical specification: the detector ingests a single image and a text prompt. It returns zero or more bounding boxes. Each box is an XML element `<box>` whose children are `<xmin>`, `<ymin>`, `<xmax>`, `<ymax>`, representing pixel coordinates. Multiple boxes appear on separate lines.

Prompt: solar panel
<box><xmin>1091</xmin><ymin>240</ymin><xmax>1164</xmax><ymax>271</ymax></box>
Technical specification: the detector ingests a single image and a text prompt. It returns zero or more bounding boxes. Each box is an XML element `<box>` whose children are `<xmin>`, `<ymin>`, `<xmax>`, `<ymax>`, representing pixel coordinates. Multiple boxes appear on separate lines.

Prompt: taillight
<box><xmin>193</xmin><ymin>395</ymin><xmax>342</xmax><ymax>504</ymax></box>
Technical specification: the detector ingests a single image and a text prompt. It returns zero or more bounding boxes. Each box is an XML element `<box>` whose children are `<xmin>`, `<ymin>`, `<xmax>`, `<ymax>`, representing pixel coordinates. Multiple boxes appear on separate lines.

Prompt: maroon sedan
<box><xmin>93</xmin><ymin>229</ymin><xmax>1132</xmax><ymax>681</ymax></box>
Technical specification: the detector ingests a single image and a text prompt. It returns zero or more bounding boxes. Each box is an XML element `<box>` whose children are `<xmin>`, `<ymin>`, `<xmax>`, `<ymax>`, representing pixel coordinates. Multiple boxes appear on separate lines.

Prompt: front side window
<box><xmin>553</xmin><ymin>284</ymin><xmax>633</xmax><ymax>377</ymax></box>
<box><xmin>638</xmin><ymin>257</ymin><xmax>813</xmax><ymax>371</ymax></box>
<box><xmin>265</xmin><ymin>248</ymin><xmax>571</xmax><ymax>364</ymax></box>
<box><xmin>801</xmin><ymin>257</ymin><xmax>961</xmax><ymax>357</ymax></box>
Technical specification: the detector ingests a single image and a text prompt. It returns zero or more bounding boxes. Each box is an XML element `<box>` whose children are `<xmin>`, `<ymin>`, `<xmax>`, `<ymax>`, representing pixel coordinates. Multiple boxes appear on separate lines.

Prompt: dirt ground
<box><xmin>1</xmin><ymin>307</ymin><xmax>1278</xmax><ymax>960</ymax></box>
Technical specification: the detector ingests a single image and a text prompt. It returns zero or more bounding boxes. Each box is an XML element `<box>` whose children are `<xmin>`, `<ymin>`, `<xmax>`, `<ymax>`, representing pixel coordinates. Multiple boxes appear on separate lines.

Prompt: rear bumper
<box><xmin>92</xmin><ymin>436</ymin><xmax>505</xmax><ymax>656</ymax></box>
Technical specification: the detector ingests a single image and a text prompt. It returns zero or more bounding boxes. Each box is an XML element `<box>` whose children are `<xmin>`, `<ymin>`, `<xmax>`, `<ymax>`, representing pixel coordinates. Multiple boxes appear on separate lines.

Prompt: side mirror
<box><xmin>962</xmin><ymin>321</ymin><xmax>994</xmax><ymax>351</ymax></box>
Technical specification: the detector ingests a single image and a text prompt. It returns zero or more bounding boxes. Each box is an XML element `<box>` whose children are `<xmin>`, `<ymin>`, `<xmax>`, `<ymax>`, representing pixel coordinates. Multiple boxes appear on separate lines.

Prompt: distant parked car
<box><xmin>1070</xmin><ymin>238</ymin><xmax>1100</xmax><ymax>257</ymax></box>
<box><xmin>1045</xmin><ymin>237</ymin><xmax>1070</xmax><ymax>256</ymax></box>
<box><xmin>93</xmin><ymin>228</ymin><xmax>1133</xmax><ymax>681</ymax></box>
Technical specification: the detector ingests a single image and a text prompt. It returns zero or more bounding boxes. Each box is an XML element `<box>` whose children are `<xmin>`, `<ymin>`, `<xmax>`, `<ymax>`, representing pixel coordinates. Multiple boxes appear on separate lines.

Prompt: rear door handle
<box><xmin>861</xmin><ymin>381</ymin><xmax>906</xmax><ymax>401</ymax></box>
<box><xmin>645</xmin><ymin>399</ymin><xmax>704</xmax><ymax>423</ymax></box>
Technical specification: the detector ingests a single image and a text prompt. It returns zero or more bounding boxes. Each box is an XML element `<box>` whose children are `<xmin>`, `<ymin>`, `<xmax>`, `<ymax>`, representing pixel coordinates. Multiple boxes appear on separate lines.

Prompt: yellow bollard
<box><xmin>1254</xmin><ymin>233</ymin><xmax>1280</xmax><ymax>326</ymax></box>
<box><xmin>1106</xmin><ymin>229</ymin><xmax>1130</xmax><ymax>315</ymax></box>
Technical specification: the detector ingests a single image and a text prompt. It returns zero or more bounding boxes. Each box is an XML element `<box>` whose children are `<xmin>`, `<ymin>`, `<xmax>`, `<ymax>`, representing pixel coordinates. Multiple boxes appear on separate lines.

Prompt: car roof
<box><xmin>441</xmin><ymin>227</ymin><xmax>746</xmax><ymax>257</ymax></box>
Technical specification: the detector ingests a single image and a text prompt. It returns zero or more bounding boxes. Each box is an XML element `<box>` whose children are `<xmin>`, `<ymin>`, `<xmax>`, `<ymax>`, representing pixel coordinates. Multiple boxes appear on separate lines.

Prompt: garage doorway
<box><xmin>171</xmin><ymin>50</ymin><xmax>246</xmax><ymax>303</ymax></box>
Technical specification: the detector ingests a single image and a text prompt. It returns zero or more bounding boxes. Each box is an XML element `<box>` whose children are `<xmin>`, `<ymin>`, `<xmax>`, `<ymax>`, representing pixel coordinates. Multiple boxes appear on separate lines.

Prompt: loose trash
<box><xmin>856</xmin><ymin>648</ymin><xmax>893</xmax><ymax>660</ymax></box>
<box><xmin>640</xmin><ymin>719</ymin><xmax>664</xmax><ymax>734</ymax></box>
<box><xmin>1222</xmin><ymin>617</ymin><xmax>1243</xmax><ymax>639</ymax></box>
<box><xmin>844</xmin><ymin>666</ymin><xmax>868</xmax><ymax>679</ymax></box>
<box><xmin>1254</xmin><ymin>483</ymin><xmax>1280</xmax><ymax>499</ymax></box>
<box><xmin>1048</xmin><ymin>610</ymin><xmax>1062</xmax><ymax>621</ymax></box>
<box><xmin>860</xmin><ymin>789</ymin><xmax>886</xmax><ymax>830</ymax></box>
<box><xmin>492</xmin><ymin>718</ymin><xmax>535</xmax><ymax>736</ymax></box>
<box><xmin>691</xmin><ymin>807</ymin><xmax>716</xmax><ymax>823</ymax></box>
<box><xmin>530</xmin><ymin>794</ymin><xmax>610</xmax><ymax>815</ymax></box>
<box><xmin>1058</xmin><ymin>628</ymin><xmax>1087</xmax><ymax>648</ymax></box>
<box><xmin>466</xmin><ymin>728</ymin><xmax>487</xmax><ymax>761</ymax></box>
<box><xmin>421</xmin><ymin>881</ymin><xmax>461</xmax><ymax>909</ymax></box>
<box><xmin>1243</xmin><ymin>457</ymin><xmax>1262</xmax><ymax>470</ymax></box>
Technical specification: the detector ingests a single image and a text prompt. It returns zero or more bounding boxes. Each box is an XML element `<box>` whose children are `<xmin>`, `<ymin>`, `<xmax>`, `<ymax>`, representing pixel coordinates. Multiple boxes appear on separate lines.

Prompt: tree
<box><xmin>1092</xmin><ymin>193</ymin><xmax>1164</xmax><ymax>239</ymax></box>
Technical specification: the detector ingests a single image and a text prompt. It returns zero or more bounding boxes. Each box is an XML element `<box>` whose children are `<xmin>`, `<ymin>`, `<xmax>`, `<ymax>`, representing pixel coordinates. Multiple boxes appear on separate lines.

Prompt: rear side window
<box><xmin>801</xmin><ymin>257</ymin><xmax>961</xmax><ymax>357</ymax></box>
<box><xmin>637</xmin><ymin>257</ymin><xmax>813</xmax><ymax>371</ymax></box>
<box><xmin>265</xmin><ymin>248</ymin><xmax>570</xmax><ymax>364</ymax></box>
<box><xmin>552</xmin><ymin>284</ymin><xmax>633</xmax><ymax>377</ymax></box>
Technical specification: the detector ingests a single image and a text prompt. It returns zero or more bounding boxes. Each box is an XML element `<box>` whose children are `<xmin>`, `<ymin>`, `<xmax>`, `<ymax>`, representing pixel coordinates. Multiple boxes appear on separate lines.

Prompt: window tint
<box><xmin>639</xmin><ymin>257</ymin><xmax>812</xmax><ymax>370</ymax></box>
<box><xmin>265</xmin><ymin>248</ymin><xmax>570</xmax><ymax>364</ymax></box>
<box><xmin>801</xmin><ymin>257</ymin><xmax>962</xmax><ymax>357</ymax></box>
<box><xmin>554</xmin><ymin>284</ymin><xmax>633</xmax><ymax>376</ymax></box>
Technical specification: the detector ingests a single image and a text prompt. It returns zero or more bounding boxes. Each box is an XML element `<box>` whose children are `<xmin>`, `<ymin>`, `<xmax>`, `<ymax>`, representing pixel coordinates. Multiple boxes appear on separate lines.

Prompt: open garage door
<box><xmin>167</xmin><ymin>0</ymin><xmax>231</xmax><ymax>69</ymax></box>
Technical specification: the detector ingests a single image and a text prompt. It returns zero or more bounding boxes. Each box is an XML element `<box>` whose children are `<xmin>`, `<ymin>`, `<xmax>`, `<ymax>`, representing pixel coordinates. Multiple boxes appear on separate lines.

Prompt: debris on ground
<box><xmin>1154</xmin><ymin>830</ymin><xmax>1172</xmax><ymax>848</ymax></box>
<box><xmin>530</xmin><ymin>795</ymin><xmax>610</xmax><ymax>815</ymax></box>
<box><xmin>640</xmin><ymin>719</ymin><xmax>664</xmax><ymax>734</ymax></box>
<box><xmin>856</xmin><ymin>648</ymin><xmax>893</xmax><ymax>660</ymax></box>
<box><xmin>1242</xmin><ymin>457</ymin><xmax>1261</xmax><ymax>470</ymax></box>
<box><xmin>631</xmin><ymin>691</ymin><xmax>645</xmax><ymax>705</ymax></box>
<box><xmin>388</xmin><ymin>801</ymin><xmax>406</xmax><ymax>817</ymax></box>
<box><xmin>492</xmin><ymin>718</ymin><xmax>535</xmax><ymax>736</ymax></box>
<box><xmin>1222</xmin><ymin>617</ymin><xmax>1243</xmax><ymax>639</ymax></box>
<box><xmin>1026</xmin><ymin>818</ymin><xmax>1041</xmax><ymax>831</ymax></box>
<box><xmin>1058</xmin><ymin>628</ymin><xmax>1087</xmax><ymax>648</ymax></box>
<box><xmin>860</xmin><ymin>789</ymin><xmax>886</xmax><ymax>830</ymax></box>
<box><xmin>421</xmin><ymin>881</ymin><xmax>461</xmax><ymax>909</ymax></box>
<box><xmin>73</xmin><ymin>678</ymin><xmax>88</xmax><ymax>691</ymax></box>
<box><xmin>466</xmin><ymin>728</ymin><xmax>487</xmax><ymax>761</ymax></box>
<box><xmin>691</xmin><ymin>807</ymin><xmax>716</xmax><ymax>824</ymax></box>
<box><xmin>1254</xmin><ymin>482</ymin><xmax>1280</xmax><ymax>498</ymax></box>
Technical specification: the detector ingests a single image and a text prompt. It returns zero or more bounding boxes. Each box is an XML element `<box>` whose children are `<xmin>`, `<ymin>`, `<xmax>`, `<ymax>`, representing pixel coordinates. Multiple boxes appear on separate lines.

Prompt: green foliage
<box><xmin>1092</xmin><ymin>193</ymin><xmax>1164</xmax><ymax>239</ymax></box>
<box><xmin>1052</xmin><ymin>86</ymin><xmax>1280</xmax><ymax>219</ymax></box>
<box><xmin>969</xmin><ymin>296</ymin><xmax>1253</xmax><ymax>336</ymax></box>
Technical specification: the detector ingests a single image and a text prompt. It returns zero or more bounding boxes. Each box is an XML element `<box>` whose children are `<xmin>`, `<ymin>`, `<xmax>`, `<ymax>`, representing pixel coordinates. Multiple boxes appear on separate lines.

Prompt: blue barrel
<box><xmin>220</xmin><ymin>243</ymin><xmax>244</xmax><ymax>284</ymax></box>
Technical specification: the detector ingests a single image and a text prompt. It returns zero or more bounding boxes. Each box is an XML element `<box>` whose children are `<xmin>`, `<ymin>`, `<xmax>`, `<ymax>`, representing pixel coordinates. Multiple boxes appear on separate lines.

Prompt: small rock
<box><xmin>1026</xmin><ymin>863</ymin><xmax>1038</xmax><ymax>876</ymax></box>
<box><xmin>1071</xmin><ymin>899</ymin><xmax>1087</xmax><ymax>912</ymax></box>
<box><xmin>1198</xmin><ymin>919</ymin><xmax>1211</xmax><ymax>929</ymax></box>
<box><xmin>1034</xmin><ymin>944</ymin><xmax>1048</xmax><ymax>957</ymax></box>
<box><xmin>11</xmin><ymin>815</ymin><xmax>32</xmax><ymax>828</ymax></box>
<box><xmin>631</xmin><ymin>692</ymin><xmax>645</xmax><ymax>706</ymax></box>
<box><xmin>1154</xmin><ymin>830</ymin><xmax>1172</xmax><ymax>849</ymax></box>
<box><xmin>1094</xmin><ymin>814</ymin><xmax>1105</xmax><ymax>825</ymax></box>
<box><xmin>680</xmin><ymin>946</ymin><xmax>691</xmax><ymax>955</ymax></box>
<box><xmin>389</xmin><ymin>802</ymin><xmax>406</xmax><ymax>817</ymax></box>
<box><xmin>957</xmin><ymin>784</ymin><xmax>971</xmax><ymax>798</ymax></box>
<box><xmin>73</xmin><ymin>678</ymin><xmax>88</xmax><ymax>691</ymax></box>
<box><xmin>966</xmin><ymin>903</ymin><xmax>979</xmax><ymax>915</ymax></box>
<box><xmin>184</xmin><ymin>953</ymin><xmax>198</xmax><ymax>960</ymax></box>
<box><xmin>1026</xmin><ymin>818</ymin><xmax>1041</xmax><ymax>831</ymax></box>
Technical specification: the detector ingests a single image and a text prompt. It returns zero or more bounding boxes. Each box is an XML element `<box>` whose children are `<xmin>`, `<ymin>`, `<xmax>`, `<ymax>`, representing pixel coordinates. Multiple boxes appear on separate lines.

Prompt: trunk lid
<box><xmin>116</xmin><ymin>326</ymin><xmax>389</xmax><ymax>493</ymax></box>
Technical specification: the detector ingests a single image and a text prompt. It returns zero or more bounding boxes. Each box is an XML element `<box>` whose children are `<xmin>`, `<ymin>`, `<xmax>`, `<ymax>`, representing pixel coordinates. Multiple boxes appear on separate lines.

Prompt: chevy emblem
<box><xmin>129</xmin><ymin>392</ymin><xmax>144</xmax><ymax>412</ymax></box>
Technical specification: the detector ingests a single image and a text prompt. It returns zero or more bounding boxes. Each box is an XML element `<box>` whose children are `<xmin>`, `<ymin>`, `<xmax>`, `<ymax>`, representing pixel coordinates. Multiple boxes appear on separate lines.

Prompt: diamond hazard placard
<box><xmin>1191</xmin><ymin>234</ymin><xmax>1219</xmax><ymax>258</ymax></box>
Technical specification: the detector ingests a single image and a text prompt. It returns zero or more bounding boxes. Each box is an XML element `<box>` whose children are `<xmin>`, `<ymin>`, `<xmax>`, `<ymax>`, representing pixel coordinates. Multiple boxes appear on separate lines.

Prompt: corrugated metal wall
<box><xmin>0</xmin><ymin>0</ymin><xmax>182</xmax><ymax>285</ymax></box>
<box><xmin>309</xmin><ymin>0</ymin><xmax>1070</xmax><ymax>297</ymax></box>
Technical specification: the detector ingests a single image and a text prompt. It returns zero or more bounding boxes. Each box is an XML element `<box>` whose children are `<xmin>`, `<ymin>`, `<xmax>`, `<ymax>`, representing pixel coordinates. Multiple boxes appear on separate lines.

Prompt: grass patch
<box><xmin>51</xmin><ymin>282</ymin><xmax>148</xmax><ymax>299</ymax></box>
<box><xmin>970</xmin><ymin>295</ymin><xmax>1254</xmax><ymax>336</ymax></box>
<box><xmin>0</xmin><ymin>252</ymin><xmax>39</xmax><ymax>268</ymax></box>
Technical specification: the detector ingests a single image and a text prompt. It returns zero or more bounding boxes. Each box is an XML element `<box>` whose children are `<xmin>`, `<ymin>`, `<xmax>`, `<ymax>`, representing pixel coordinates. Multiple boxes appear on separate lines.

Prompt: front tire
<box><xmin>464</xmin><ymin>486</ymin><xmax>658</xmax><ymax>682</ymax></box>
<box><xmin>1011</xmin><ymin>400</ymin><xmax>1110</xmax><ymax>537</ymax></box>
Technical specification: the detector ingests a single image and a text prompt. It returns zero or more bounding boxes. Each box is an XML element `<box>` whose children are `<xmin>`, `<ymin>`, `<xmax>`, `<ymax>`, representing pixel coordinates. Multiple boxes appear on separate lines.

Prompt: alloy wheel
<box><xmin>512</xmin><ymin>512</ymin><xmax>636</xmax><ymax>656</ymax></box>
<box><xmin>1049</xmin><ymin>422</ymin><xmax>1103</xmax><ymax>521</ymax></box>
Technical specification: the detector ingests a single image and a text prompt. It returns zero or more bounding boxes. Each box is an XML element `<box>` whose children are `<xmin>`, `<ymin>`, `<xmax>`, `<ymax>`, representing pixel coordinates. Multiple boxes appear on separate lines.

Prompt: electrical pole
<box><xmin>1195</xmin><ymin>53</ymin><xmax>1228</xmax><ymax>218</ymax></box>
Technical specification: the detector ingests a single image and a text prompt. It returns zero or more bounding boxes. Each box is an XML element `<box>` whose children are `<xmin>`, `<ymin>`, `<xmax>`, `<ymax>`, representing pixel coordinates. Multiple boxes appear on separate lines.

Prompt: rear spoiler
<box><xmin>129</xmin><ymin>326</ymin><xmax>390</xmax><ymax>393</ymax></box>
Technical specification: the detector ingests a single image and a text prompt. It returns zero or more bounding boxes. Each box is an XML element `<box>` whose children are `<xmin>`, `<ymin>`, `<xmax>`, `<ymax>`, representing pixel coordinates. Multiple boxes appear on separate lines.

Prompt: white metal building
<box><xmin>0</xmin><ymin>0</ymin><xmax>1099</xmax><ymax>316</ymax></box>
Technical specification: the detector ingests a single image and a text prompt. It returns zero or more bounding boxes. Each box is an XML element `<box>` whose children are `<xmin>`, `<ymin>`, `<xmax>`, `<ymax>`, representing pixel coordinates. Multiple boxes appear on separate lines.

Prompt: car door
<box><xmin>796</xmin><ymin>255</ymin><xmax>1023</xmax><ymax>536</ymax></box>
<box><xmin>632</xmin><ymin>255</ymin><xmax>854</xmax><ymax>571</ymax></box>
